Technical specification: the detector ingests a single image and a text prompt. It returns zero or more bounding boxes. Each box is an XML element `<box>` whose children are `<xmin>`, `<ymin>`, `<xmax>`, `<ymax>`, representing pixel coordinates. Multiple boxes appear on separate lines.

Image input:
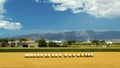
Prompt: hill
<box><xmin>12</xmin><ymin>30</ymin><xmax>120</xmax><ymax>40</ymax></box>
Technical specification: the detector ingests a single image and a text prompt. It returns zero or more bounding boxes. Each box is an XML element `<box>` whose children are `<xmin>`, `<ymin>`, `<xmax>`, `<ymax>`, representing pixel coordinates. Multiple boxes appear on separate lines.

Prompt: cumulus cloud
<box><xmin>0</xmin><ymin>21</ymin><xmax>22</xmax><ymax>30</ymax></box>
<box><xmin>0</xmin><ymin>0</ymin><xmax>22</xmax><ymax>30</ymax></box>
<box><xmin>50</xmin><ymin>0</ymin><xmax>120</xmax><ymax>18</ymax></box>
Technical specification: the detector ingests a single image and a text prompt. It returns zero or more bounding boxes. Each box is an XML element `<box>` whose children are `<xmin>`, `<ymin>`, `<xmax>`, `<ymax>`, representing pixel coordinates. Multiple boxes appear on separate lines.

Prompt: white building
<box><xmin>46</xmin><ymin>40</ymin><xmax>64</xmax><ymax>45</ymax></box>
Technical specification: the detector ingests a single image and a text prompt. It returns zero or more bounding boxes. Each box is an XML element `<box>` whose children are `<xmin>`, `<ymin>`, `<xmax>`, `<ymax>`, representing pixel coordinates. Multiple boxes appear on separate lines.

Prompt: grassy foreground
<box><xmin>0</xmin><ymin>47</ymin><xmax>120</xmax><ymax>52</ymax></box>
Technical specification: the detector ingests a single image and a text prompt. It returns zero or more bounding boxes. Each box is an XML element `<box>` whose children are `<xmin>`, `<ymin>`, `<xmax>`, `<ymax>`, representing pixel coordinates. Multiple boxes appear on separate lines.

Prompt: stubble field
<box><xmin>0</xmin><ymin>52</ymin><xmax>120</xmax><ymax>68</ymax></box>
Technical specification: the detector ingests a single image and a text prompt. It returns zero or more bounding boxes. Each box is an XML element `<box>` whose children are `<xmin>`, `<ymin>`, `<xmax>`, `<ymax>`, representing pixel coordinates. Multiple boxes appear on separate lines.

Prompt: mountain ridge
<box><xmin>12</xmin><ymin>30</ymin><xmax>120</xmax><ymax>40</ymax></box>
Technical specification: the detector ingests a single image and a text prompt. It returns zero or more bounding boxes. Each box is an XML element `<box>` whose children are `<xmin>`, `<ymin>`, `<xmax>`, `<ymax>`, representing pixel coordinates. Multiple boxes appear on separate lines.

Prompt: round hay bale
<box><xmin>84</xmin><ymin>53</ymin><xmax>88</xmax><ymax>57</ymax></box>
<box><xmin>33</xmin><ymin>54</ymin><xmax>36</xmax><ymax>58</ymax></box>
<box><xmin>58</xmin><ymin>53</ymin><xmax>62</xmax><ymax>57</ymax></box>
<box><xmin>80</xmin><ymin>53</ymin><xmax>84</xmax><ymax>57</ymax></box>
<box><xmin>44</xmin><ymin>54</ymin><xmax>48</xmax><ymax>58</ymax></box>
<box><xmin>47</xmin><ymin>54</ymin><xmax>51</xmax><ymax>58</ymax></box>
<box><xmin>77</xmin><ymin>54</ymin><xmax>80</xmax><ymax>57</ymax></box>
<box><xmin>72</xmin><ymin>53</ymin><xmax>76</xmax><ymax>57</ymax></box>
<box><xmin>30</xmin><ymin>54</ymin><xmax>34</xmax><ymax>58</ymax></box>
<box><xmin>40</xmin><ymin>54</ymin><xmax>43</xmax><ymax>58</ymax></box>
<box><xmin>36</xmin><ymin>54</ymin><xmax>40</xmax><ymax>58</ymax></box>
<box><xmin>87</xmin><ymin>53</ymin><xmax>91</xmax><ymax>57</ymax></box>
<box><xmin>27</xmin><ymin>54</ymin><xmax>31</xmax><ymax>58</ymax></box>
<box><xmin>68</xmin><ymin>54</ymin><xmax>72</xmax><ymax>57</ymax></box>
<box><xmin>55</xmin><ymin>54</ymin><xmax>58</xmax><ymax>57</ymax></box>
<box><xmin>24</xmin><ymin>54</ymin><xmax>28</xmax><ymax>58</ymax></box>
<box><xmin>51</xmin><ymin>54</ymin><xmax>55</xmax><ymax>57</ymax></box>
<box><xmin>90</xmin><ymin>53</ymin><xmax>94</xmax><ymax>57</ymax></box>
<box><xmin>64</xmin><ymin>53</ymin><xmax>68</xmax><ymax>57</ymax></box>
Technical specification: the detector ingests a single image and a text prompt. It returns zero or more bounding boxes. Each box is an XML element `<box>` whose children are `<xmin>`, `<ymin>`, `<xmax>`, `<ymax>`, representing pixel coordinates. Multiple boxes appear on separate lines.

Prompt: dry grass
<box><xmin>0</xmin><ymin>52</ymin><xmax>120</xmax><ymax>68</ymax></box>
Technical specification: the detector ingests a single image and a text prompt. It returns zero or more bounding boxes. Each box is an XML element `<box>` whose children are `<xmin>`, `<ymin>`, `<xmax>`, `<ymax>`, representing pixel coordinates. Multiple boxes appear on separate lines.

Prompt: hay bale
<box><xmin>68</xmin><ymin>53</ymin><xmax>72</xmax><ymax>57</ymax></box>
<box><xmin>80</xmin><ymin>53</ymin><xmax>84</xmax><ymax>57</ymax></box>
<box><xmin>87</xmin><ymin>53</ymin><xmax>91</xmax><ymax>57</ymax></box>
<box><xmin>51</xmin><ymin>54</ymin><xmax>55</xmax><ymax>57</ymax></box>
<box><xmin>40</xmin><ymin>54</ymin><xmax>43</xmax><ymax>58</ymax></box>
<box><xmin>90</xmin><ymin>53</ymin><xmax>94</xmax><ymax>57</ymax></box>
<box><xmin>64</xmin><ymin>53</ymin><xmax>68</xmax><ymax>57</ymax></box>
<box><xmin>55</xmin><ymin>54</ymin><xmax>58</xmax><ymax>57</ymax></box>
<box><xmin>58</xmin><ymin>53</ymin><xmax>62</xmax><ymax>57</ymax></box>
<box><xmin>72</xmin><ymin>53</ymin><xmax>76</xmax><ymax>57</ymax></box>
<box><xmin>36</xmin><ymin>54</ymin><xmax>40</xmax><ymax>58</ymax></box>
<box><xmin>77</xmin><ymin>54</ymin><xmax>80</xmax><ymax>57</ymax></box>
<box><xmin>44</xmin><ymin>54</ymin><xmax>48</xmax><ymax>58</ymax></box>
<box><xmin>47</xmin><ymin>54</ymin><xmax>51</xmax><ymax>58</ymax></box>
<box><xmin>24</xmin><ymin>54</ymin><xmax>28</xmax><ymax>58</ymax></box>
<box><xmin>33</xmin><ymin>54</ymin><xmax>36</xmax><ymax>58</ymax></box>
<box><xmin>84</xmin><ymin>53</ymin><xmax>88</xmax><ymax>57</ymax></box>
<box><xmin>30</xmin><ymin>54</ymin><xmax>34</xmax><ymax>58</ymax></box>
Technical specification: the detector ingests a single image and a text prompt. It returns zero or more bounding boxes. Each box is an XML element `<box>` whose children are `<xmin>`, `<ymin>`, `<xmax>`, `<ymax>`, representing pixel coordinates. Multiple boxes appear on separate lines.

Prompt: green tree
<box><xmin>38</xmin><ymin>40</ymin><xmax>47</xmax><ymax>47</ymax></box>
<box><xmin>0</xmin><ymin>39</ymin><xmax>9</xmax><ymax>47</ymax></box>
<box><xmin>91</xmin><ymin>40</ymin><xmax>102</xmax><ymax>47</ymax></box>
<box><xmin>67</xmin><ymin>40</ymin><xmax>76</xmax><ymax>45</ymax></box>
<box><xmin>35</xmin><ymin>40</ymin><xmax>39</xmax><ymax>43</ymax></box>
<box><xmin>48</xmin><ymin>41</ymin><xmax>60</xmax><ymax>47</ymax></box>
<box><xmin>61</xmin><ymin>42</ymin><xmax>68</xmax><ymax>47</ymax></box>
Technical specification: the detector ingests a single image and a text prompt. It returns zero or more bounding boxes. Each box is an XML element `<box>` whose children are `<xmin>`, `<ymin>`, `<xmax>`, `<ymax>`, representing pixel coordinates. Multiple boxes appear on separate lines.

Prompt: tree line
<box><xmin>36</xmin><ymin>40</ymin><xmax>68</xmax><ymax>47</ymax></box>
<box><xmin>0</xmin><ymin>38</ymin><xmax>112</xmax><ymax>47</ymax></box>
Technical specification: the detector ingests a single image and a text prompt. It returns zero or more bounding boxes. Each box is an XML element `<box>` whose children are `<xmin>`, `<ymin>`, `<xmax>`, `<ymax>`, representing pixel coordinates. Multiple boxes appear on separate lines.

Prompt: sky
<box><xmin>0</xmin><ymin>0</ymin><xmax>120</xmax><ymax>37</ymax></box>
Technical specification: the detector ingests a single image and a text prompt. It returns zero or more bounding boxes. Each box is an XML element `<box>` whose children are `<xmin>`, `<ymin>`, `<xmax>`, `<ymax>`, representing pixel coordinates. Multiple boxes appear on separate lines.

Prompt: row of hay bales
<box><xmin>24</xmin><ymin>53</ymin><xmax>94</xmax><ymax>58</ymax></box>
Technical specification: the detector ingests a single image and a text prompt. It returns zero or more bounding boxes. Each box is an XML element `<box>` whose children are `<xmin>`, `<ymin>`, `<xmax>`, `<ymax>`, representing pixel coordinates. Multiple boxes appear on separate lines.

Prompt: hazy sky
<box><xmin>0</xmin><ymin>0</ymin><xmax>120</xmax><ymax>37</ymax></box>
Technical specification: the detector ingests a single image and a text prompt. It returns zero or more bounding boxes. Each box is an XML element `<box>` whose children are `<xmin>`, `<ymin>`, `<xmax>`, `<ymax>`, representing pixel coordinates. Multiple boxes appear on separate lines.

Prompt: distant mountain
<box><xmin>12</xmin><ymin>30</ymin><xmax>120</xmax><ymax>40</ymax></box>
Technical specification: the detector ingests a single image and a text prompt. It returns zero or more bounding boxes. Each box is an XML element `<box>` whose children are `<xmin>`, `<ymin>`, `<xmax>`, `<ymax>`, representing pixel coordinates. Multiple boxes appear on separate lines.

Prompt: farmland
<box><xmin>0</xmin><ymin>52</ymin><xmax>120</xmax><ymax>68</ymax></box>
<box><xmin>0</xmin><ymin>44</ymin><xmax>120</xmax><ymax>68</ymax></box>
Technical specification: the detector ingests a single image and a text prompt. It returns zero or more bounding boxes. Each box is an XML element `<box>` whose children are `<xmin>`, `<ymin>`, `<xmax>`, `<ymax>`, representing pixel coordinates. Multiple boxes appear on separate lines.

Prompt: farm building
<box><xmin>8</xmin><ymin>40</ymin><xmax>37</xmax><ymax>47</ymax></box>
<box><xmin>46</xmin><ymin>40</ymin><xmax>64</xmax><ymax>45</ymax></box>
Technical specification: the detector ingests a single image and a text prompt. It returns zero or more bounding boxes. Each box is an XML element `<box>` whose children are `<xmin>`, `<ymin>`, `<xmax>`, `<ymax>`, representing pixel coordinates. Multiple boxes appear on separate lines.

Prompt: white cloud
<box><xmin>52</xmin><ymin>5</ymin><xmax>67</xmax><ymax>11</ymax></box>
<box><xmin>0</xmin><ymin>0</ymin><xmax>22</xmax><ymax>30</ymax></box>
<box><xmin>35</xmin><ymin>0</ymin><xmax>39</xmax><ymax>3</ymax></box>
<box><xmin>0</xmin><ymin>21</ymin><xmax>22</xmax><ymax>30</ymax></box>
<box><xmin>50</xmin><ymin>0</ymin><xmax>120</xmax><ymax>18</ymax></box>
<box><xmin>0</xmin><ymin>0</ymin><xmax>6</xmax><ymax>19</ymax></box>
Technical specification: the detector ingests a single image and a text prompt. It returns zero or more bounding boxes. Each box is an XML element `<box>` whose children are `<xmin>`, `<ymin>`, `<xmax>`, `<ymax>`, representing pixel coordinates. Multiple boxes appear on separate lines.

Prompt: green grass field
<box><xmin>0</xmin><ymin>44</ymin><xmax>120</xmax><ymax>52</ymax></box>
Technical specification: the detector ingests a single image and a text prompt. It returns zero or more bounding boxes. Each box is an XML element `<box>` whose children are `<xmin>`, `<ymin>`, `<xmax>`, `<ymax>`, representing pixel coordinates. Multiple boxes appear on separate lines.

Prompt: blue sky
<box><xmin>0</xmin><ymin>0</ymin><xmax>120</xmax><ymax>37</ymax></box>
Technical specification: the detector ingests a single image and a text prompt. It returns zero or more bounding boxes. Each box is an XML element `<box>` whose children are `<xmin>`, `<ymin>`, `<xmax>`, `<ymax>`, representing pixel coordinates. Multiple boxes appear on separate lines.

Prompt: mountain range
<box><xmin>12</xmin><ymin>30</ymin><xmax>120</xmax><ymax>41</ymax></box>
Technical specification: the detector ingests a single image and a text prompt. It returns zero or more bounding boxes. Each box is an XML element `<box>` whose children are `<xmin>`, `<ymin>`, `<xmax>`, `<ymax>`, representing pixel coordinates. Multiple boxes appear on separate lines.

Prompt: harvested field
<box><xmin>0</xmin><ymin>52</ymin><xmax>120</xmax><ymax>68</ymax></box>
